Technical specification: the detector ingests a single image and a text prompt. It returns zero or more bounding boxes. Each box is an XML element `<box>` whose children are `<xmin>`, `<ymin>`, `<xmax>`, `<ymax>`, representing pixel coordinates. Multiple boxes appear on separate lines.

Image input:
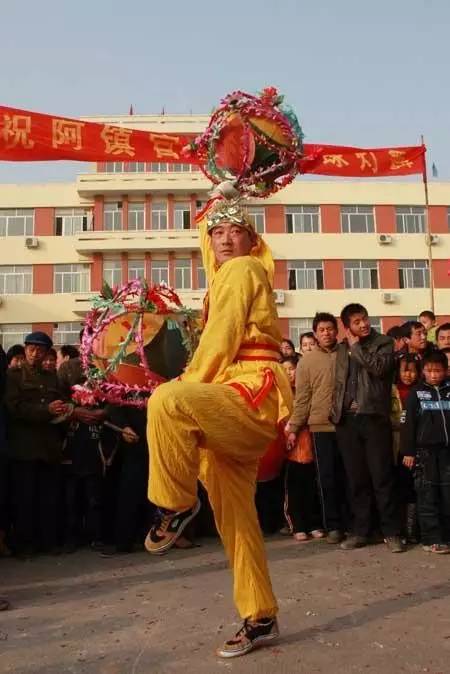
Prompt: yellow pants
<box><xmin>148</xmin><ymin>380</ymin><xmax>279</xmax><ymax>620</ymax></box>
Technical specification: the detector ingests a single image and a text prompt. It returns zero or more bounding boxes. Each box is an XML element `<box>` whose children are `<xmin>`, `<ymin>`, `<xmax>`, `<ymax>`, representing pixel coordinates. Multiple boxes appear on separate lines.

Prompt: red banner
<box><xmin>0</xmin><ymin>105</ymin><xmax>425</xmax><ymax>177</ymax></box>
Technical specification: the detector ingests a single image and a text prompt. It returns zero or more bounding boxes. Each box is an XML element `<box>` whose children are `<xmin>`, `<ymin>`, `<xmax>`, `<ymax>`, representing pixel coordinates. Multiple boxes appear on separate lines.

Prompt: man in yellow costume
<box><xmin>145</xmin><ymin>193</ymin><xmax>293</xmax><ymax>658</ymax></box>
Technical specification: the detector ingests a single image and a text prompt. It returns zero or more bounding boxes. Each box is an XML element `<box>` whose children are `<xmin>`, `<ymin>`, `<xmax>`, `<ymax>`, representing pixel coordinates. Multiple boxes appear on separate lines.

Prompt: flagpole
<box><xmin>421</xmin><ymin>135</ymin><xmax>435</xmax><ymax>314</ymax></box>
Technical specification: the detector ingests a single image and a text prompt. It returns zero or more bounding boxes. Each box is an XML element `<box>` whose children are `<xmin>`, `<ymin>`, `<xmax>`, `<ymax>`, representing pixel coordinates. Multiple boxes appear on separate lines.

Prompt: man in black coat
<box><xmin>330</xmin><ymin>303</ymin><xmax>403</xmax><ymax>553</ymax></box>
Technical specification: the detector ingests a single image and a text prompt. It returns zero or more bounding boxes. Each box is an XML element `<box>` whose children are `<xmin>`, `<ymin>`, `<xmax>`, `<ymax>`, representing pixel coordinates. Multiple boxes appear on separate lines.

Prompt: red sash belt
<box><xmin>229</xmin><ymin>342</ymin><xmax>280</xmax><ymax>409</ymax></box>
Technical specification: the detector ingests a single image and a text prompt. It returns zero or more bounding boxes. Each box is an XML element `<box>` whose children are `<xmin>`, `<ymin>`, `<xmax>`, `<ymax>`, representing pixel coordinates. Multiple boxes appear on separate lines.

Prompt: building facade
<box><xmin>0</xmin><ymin>113</ymin><xmax>449</xmax><ymax>350</ymax></box>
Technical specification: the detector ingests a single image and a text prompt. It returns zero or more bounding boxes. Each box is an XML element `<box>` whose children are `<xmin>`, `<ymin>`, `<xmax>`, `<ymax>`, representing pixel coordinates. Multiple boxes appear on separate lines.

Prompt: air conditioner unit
<box><xmin>377</xmin><ymin>234</ymin><xmax>392</xmax><ymax>244</ymax></box>
<box><xmin>25</xmin><ymin>237</ymin><xmax>39</xmax><ymax>248</ymax></box>
<box><xmin>382</xmin><ymin>292</ymin><xmax>396</xmax><ymax>304</ymax></box>
<box><xmin>430</xmin><ymin>234</ymin><xmax>440</xmax><ymax>245</ymax></box>
<box><xmin>0</xmin><ymin>297</ymin><xmax>3</xmax><ymax>306</ymax></box>
<box><xmin>274</xmin><ymin>290</ymin><xmax>285</xmax><ymax>305</ymax></box>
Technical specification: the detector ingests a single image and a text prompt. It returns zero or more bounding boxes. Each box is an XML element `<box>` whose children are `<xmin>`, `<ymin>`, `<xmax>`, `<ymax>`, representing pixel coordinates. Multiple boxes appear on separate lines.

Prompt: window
<box><xmin>371</xmin><ymin>317</ymin><xmax>382</xmax><ymax>334</ymax></box>
<box><xmin>125</xmin><ymin>162</ymin><xmax>145</xmax><ymax>172</ymax></box>
<box><xmin>174</xmin><ymin>202</ymin><xmax>191</xmax><ymax>230</ymax></box>
<box><xmin>289</xmin><ymin>318</ymin><xmax>312</xmax><ymax>348</ymax></box>
<box><xmin>128</xmin><ymin>259</ymin><xmax>145</xmax><ymax>281</ymax></box>
<box><xmin>103</xmin><ymin>260</ymin><xmax>122</xmax><ymax>287</ymax></box>
<box><xmin>0</xmin><ymin>323</ymin><xmax>32</xmax><ymax>350</ymax></box>
<box><xmin>149</xmin><ymin>163</ymin><xmax>168</xmax><ymax>172</ymax></box>
<box><xmin>197</xmin><ymin>265</ymin><xmax>207</xmax><ymax>290</ymax></box>
<box><xmin>247</xmin><ymin>207</ymin><xmax>266</xmax><ymax>234</ymax></box>
<box><xmin>151</xmin><ymin>260</ymin><xmax>169</xmax><ymax>285</ymax></box>
<box><xmin>55</xmin><ymin>208</ymin><xmax>91</xmax><ymax>236</ymax></box>
<box><xmin>341</xmin><ymin>205</ymin><xmax>374</xmax><ymax>233</ymax></box>
<box><xmin>54</xmin><ymin>264</ymin><xmax>90</xmax><ymax>293</ymax></box>
<box><xmin>396</xmin><ymin>206</ymin><xmax>425</xmax><ymax>233</ymax></box>
<box><xmin>288</xmin><ymin>260</ymin><xmax>324</xmax><ymax>290</ymax></box>
<box><xmin>398</xmin><ymin>260</ymin><xmax>429</xmax><ymax>289</ymax></box>
<box><xmin>104</xmin><ymin>162</ymin><xmax>124</xmax><ymax>173</ymax></box>
<box><xmin>152</xmin><ymin>202</ymin><xmax>167</xmax><ymax>230</ymax></box>
<box><xmin>175</xmin><ymin>259</ymin><xmax>192</xmax><ymax>289</ymax></box>
<box><xmin>104</xmin><ymin>203</ymin><xmax>122</xmax><ymax>231</ymax></box>
<box><xmin>0</xmin><ymin>209</ymin><xmax>34</xmax><ymax>236</ymax></box>
<box><xmin>128</xmin><ymin>203</ymin><xmax>145</xmax><ymax>231</ymax></box>
<box><xmin>285</xmin><ymin>206</ymin><xmax>319</xmax><ymax>233</ymax></box>
<box><xmin>0</xmin><ymin>266</ymin><xmax>32</xmax><ymax>294</ymax></box>
<box><xmin>172</xmin><ymin>164</ymin><xmax>192</xmax><ymax>173</ymax></box>
<box><xmin>344</xmin><ymin>260</ymin><xmax>379</xmax><ymax>289</ymax></box>
<box><xmin>53</xmin><ymin>322</ymin><xmax>82</xmax><ymax>345</ymax></box>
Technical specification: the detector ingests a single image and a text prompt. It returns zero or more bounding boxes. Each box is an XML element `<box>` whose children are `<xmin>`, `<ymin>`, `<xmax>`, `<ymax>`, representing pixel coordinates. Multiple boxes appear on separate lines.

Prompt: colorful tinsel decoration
<box><xmin>72</xmin><ymin>279</ymin><xmax>199</xmax><ymax>408</ymax></box>
<box><xmin>183</xmin><ymin>86</ymin><xmax>304</xmax><ymax>198</ymax></box>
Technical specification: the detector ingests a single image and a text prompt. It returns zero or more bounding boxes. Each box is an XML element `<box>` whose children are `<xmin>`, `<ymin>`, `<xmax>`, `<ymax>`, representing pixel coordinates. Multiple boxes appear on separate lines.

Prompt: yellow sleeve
<box><xmin>181</xmin><ymin>257</ymin><xmax>255</xmax><ymax>383</ymax></box>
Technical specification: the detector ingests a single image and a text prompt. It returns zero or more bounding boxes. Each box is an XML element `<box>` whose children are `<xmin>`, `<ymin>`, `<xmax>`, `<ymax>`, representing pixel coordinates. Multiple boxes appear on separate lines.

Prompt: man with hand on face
<box><xmin>330</xmin><ymin>304</ymin><xmax>403</xmax><ymax>553</ymax></box>
<box><xmin>5</xmin><ymin>332</ymin><xmax>68</xmax><ymax>555</ymax></box>
<box><xmin>145</xmin><ymin>195</ymin><xmax>292</xmax><ymax>658</ymax></box>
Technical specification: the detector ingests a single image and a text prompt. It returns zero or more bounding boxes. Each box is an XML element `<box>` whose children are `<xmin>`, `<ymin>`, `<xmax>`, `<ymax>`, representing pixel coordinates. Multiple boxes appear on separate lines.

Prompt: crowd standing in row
<box><xmin>0</xmin><ymin>307</ymin><xmax>450</xmax><ymax>610</ymax></box>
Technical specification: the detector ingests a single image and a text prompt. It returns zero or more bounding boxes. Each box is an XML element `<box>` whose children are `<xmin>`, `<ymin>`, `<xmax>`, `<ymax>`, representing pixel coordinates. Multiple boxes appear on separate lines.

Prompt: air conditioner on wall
<box><xmin>274</xmin><ymin>290</ymin><xmax>285</xmax><ymax>305</ymax></box>
<box><xmin>377</xmin><ymin>234</ymin><xmax>392</xmax><ymax>244</ymax></box>
<box><xmin>25</xmin><ymin>237</ymin><xmax>39</xmax><ymax>248</ymax></box>
<box><xmin>382</xmin><ymin>292</ymin><xmax>396</xmax><ymax>304</ymax></box>
<box><xmin>430</xmin><ymin>234</ymin><xmax>440</xmax><ymax>245</ymax></box>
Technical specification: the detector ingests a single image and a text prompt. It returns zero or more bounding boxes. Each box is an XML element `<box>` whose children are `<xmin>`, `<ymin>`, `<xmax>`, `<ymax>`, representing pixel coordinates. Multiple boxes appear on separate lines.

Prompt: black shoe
<box><xmin>384</xmin><ymin>536</ymin><xmax>406</xmax><ymax>553</ymax></box>
<box><xmin>340</xmin><ymin>535</ymin><xmax>368</xmax><ymax>550</ymax></box>
<box><xmin>100</xmin><ymin>545</ymin><xmax>132</xmax><ymax>558</ymax></box>
<box><xmin>326</xmin><ymin>530</ymin><xmax>344</xmax><ymax>544</ymax></box>
<box><xmin>217</xmin><ymin>618</ymin><xmax>280</xmax><ymax>658</ymax></box>
<box><xmin>145</xmin><ymin>500</ymin><xmax>201</xmax><ymax>555</ymax></box>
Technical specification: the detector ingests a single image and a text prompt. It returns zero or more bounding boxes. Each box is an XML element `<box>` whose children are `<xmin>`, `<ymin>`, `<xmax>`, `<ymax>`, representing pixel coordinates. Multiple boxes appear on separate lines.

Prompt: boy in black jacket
<box><xmin>401</xmin><ymin>351</ymin><xmax>450</xmax><ymax>554</ymax></box>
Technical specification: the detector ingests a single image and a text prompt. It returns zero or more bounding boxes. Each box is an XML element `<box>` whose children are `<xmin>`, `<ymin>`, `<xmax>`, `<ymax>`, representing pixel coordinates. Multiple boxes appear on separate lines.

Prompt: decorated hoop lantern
<box><xmin>72</xmin><ymin>280</ymin><xmax>199</xmax><ymax>408</ymax></box>
<box><xmin>184</xmin><ymin>87</ymin><xmax>304</xmax><ymax>198</ymax></box>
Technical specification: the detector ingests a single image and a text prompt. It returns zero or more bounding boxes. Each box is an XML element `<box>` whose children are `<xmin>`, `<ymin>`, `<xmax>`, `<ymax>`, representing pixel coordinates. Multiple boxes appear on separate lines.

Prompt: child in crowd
<box><xmin>6</xmin><ymin>345</ymin><xmax>25</xmax><ymax>369</ymax></box>
<box><xmin>419</xmin><ymin>310</ymin><xmax>437</xmax><ymax>344</ymax></box>
<box><xmin>391</xmin><ymin>354</ymin><xmax>420</xmax><ymax>542</ymax></box>
<box><xmin>42</xmin><ymin>348</ymin><xmax>57</xmax><ymax>372</ymax></box>
<box><xmin>63</xmin><ymin>416</ymin><xmax>118</xmax><ymax>552</ymax></box>
<box><xmin>280</xmin><ymin>338</ymin><xmax>298</xmax><ymax>361</ymax></box>
<box><xmin>299</xmin><ymin>332</ymin><xmax>317</xmax><ymax>357</ymax></box>
<box><xmin>401</xmin><ymin>351</ymin><xmax>450</xmax><ymax>554</ymax></box>
<box><xmin>282</xmin><ymin>356</ymin><xmax>324</xmax><ymax>542</ymax></box>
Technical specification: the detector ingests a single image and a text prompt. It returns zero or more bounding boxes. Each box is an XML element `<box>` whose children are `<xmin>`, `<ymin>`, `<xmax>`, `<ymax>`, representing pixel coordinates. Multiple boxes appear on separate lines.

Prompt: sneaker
<box><xmin>217</xmin><ymin>618</ymin><xmax>279</xmax><ymax>658</ymax></box>
<box><xmin>384</xmin><ymin>536</ymin><xmax>406</xmax><ymax>553</ymax></box>
<box><xmin>326</xmin><ymin>530</ymin><xmax>344</xmax><ymax>544</ymax></box>
<box><xmin>293</xmin><ymin>532</ymin><xmax>309</xmax><ymax>542</ymax></box>
<box><xmin>145</xmin><ymin>500</ymin><xmax>200</xmax><ymax>555</ymax></box>
<box><xmin>422</xmin><ymin>543</ymin><xmax>450</xmax><ymax>554</ymax></box>
<box><xmin>310</xmin><ymin>529</ymin><xmax>325</xmax><ymax>539</ymax></box>
<box><xmin>279</xmin><ymin>526</ymin><xmax>292</xmax><ymax>536</ymax></box>
<box><xmin>340</xmin><ymin>535</ymin><xmax>368</xmax><ymax>550</ymax></box>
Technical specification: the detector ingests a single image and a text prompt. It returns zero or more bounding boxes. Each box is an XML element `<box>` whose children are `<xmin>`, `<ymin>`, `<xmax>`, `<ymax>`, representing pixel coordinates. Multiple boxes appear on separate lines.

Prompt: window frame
<box><xmin>287</xmin><ymin>260</ymin><xmax>324</xmax><ymax>290</ymax></box>
<box><xmin>54</xmin><ymin>264</ymin><xmax>90</xmax><ymax>294</ymax></box>
<box><xmin>0</xmin><ymin>208</ymin><xmax>34</xmax><ymax>237</ymax></box>
<box><xmin>285</xmin><ymin>206</ymin><xmax>320</xmax><ymax>234</ymax></box>
<box><xmin>340</xmin><ymin>205</ymin><xmax>375</xmax><ymax>233</ymax></box>
<box><xmin>174</xmin><ymin>258</ymin><xmax>192</xmax><ymax>290</ymax></box>
<box><xmin>343</xmin><ymin>260</ymin><xmax>379</xmax><ymax>290</ymax></box>
<box><xmin>0</xmin><ymin>265</ymin><xmax>32</xmax><ymax>294</ymax></box>
<box><xmin>398</xmin><ymin>259</ymin><xmax>430</xmax><ymax>289</ymax></box>
<box><xmin>396</xmin><ymin>206</ymin><xmax>425</xmax><ymax>234</ymax></box>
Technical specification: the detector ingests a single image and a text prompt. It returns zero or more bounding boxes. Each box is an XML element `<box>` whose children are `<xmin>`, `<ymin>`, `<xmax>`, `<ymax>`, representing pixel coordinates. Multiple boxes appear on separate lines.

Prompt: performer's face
<box><xmin>210</xmin><ymin>222</ymin><xmax>255</xmax><ymax>265</ymax></box>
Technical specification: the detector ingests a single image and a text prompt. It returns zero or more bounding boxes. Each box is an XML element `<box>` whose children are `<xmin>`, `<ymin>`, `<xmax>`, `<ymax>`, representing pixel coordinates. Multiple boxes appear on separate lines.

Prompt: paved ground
<box><xmin>1</xmin><ymin>537</ymin><xmax>450</xmax><ymax>674</ymax></box>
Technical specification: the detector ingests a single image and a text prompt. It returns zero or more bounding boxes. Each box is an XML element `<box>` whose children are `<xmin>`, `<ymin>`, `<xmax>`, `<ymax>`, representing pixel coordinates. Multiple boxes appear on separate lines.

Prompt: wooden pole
<box><xmin>421</xmin><ymin>135</ymin><xmax>435</xmax><ymax>314</ymax></box>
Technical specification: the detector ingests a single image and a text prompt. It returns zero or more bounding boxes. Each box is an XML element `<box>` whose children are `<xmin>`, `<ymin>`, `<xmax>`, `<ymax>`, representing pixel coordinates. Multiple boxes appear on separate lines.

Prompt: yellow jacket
<box><xmin>181</xmin><ymin>213</ymin><xmax>292</xmax><ymax>425</ymax></box>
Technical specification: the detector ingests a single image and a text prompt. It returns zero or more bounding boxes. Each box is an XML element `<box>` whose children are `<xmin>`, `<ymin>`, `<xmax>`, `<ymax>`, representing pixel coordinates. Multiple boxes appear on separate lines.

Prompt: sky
<box><xmin>0</xmin><ymin>0</ymin><xmax>449</xmax><ymax>183</ymax></box>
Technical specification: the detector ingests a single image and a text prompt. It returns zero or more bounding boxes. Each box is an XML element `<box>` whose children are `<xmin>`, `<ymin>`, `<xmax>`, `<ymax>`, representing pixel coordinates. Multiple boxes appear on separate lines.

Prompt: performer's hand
<box><xmin>122</xmin><ymin>426</ymin><xmax>139</xmax><ymax>444</ymax></box>
<box><xmin>286</xmin><ymin>433</ymin><xmax>297</xmax><ymax>452</ymax></box>
<box><xmin>403</xmin><ymin>456</ymin><xmax>415</xmax><ymax>470</ymax></box>
<box><xmin>48</xmin><ymin>400</ymin><xmax>68</xmax><ymax>416</ymax></box>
